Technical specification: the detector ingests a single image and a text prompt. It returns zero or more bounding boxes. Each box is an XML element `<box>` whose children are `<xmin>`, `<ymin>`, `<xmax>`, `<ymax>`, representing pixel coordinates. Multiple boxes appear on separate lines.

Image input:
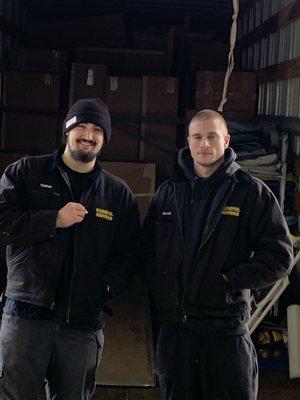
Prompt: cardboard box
<box><xmin>221</xmin><ymin>110</ymin><xmax>256</xmax><ymax>120</ymax></box>
<box><xmin>105</xmin><ymin>77</ymin><xmax>142</xmax><ymax>115</ymax></box>
<box><xmin>190</xmin><ymin>41</ymin><xmax>228</xmax><ymax>71</ymax></box>
<box><xmin>101</xmin><ymin>77</ymin><xmax>142</xmax><ymax>161</ymax></box>
<box><xmin>69</xmin><ymin>63</ymin><xmax>107</xmax><ymax>106</ymax></box>
<box><xmin>3</xmin><ymin>71</ymin><xmax>60</xmax><ymax>111</ymax></box>
<box><xmin>186</xmin><ymin>109</ymin><xmax>256</xmax><ymax>124</ymax></box>
<box><xmin>75</xmin><ymin>48</ymin><xmax>167</xmax><ymax>77</ymax></box>
<box><xmin>140</xmin><ymin>126</ymin><xmax>177</xmax><ymax>177</ymax></box>
<box><xmin>100</xmin><ymin>161</ymin><xmax>155</xmax><ymax>222</ymax></box>
<box><xmin>7</xmin><ymin>48</ymin><xmax>68</xmax><ymax>74</ymax></box>
<box><xmin>1</xmin><ymin>113</ymin><xmax>59</xmax><ymax>154</ymax></box>
<box><xmin>140</xmin><ymin>76</ymin><xmax>178</xmax><ymax>177</ymax></box>
<box><xmin>185</xmin><ymin>108</ymin><xmax>249</xmax><ymax>146</ymax></box>
<box><xmin>196</xmin><ymin>71</ymin><xmax>257</xmax><ymax>112</ymax></box>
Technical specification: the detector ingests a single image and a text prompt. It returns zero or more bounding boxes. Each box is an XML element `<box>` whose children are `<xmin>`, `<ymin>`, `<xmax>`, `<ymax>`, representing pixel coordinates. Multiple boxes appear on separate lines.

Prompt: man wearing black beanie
<box><xmin>0</xmin><ymin>98</ymin><xmax>140</xmax><ymax>399</ymax></box>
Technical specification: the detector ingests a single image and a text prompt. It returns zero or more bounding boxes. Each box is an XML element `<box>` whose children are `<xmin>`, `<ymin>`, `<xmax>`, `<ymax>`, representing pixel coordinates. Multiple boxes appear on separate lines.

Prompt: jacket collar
<box><xmin>45</xmin><ymin>148</ymin><xmax>102</xmax><ymax>183</ymax></box>
<box><xmin>177</xmin><ymin>146</ymin><xmax>241</xmax><ymax>183</ymax></box>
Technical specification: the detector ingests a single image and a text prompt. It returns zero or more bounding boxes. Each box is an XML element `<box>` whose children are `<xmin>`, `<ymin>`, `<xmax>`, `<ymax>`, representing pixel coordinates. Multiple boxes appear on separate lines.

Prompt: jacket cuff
<box><xmin>38</xmin><ymin>210</ymin><xmax>58</xmax><ymax>240</ymax></box>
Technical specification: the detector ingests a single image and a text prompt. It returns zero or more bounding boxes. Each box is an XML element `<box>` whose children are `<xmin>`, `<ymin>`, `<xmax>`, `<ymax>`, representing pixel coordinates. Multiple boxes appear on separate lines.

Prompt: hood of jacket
<box><xmin>177</xmin><ymin>146</ymin><xmax>241</xmax><ymax>184</ymax></box>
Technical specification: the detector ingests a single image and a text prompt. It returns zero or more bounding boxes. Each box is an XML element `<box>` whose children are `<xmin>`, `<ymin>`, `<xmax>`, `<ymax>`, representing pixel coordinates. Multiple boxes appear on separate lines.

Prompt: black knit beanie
<box><xmin>63</xmin><ymin>98</ymin><xmax>111</xmax><ymax>143</ymax></box>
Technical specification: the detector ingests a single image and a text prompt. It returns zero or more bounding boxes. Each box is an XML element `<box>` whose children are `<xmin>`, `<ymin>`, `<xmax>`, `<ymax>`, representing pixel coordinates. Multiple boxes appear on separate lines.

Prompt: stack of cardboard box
<box><xmin>195</xmin><ymin>70</ymin><xmax>257</xmax><ymax>120</ymax></box>
<box><xmin>1</xmin><ymin>49</ymin><xmax>67</xmax><ymax>154</ymax></box>
<box><xmin>140</xmin><ymin>76</ymin><xmax>178</xmax><ymax>177</ymax></box>
<box><xmin>102</xmin><ymin>77</ymin><xmax>142</xmax><ymax>162</ymax></box>
<box><xmin>69</xmin><ymin>63</ymin><xmax>107</xmax><ymax>106</ymax></box>
<box><xmin>101</xmin><ymin>161</ymin><xmax>155</xmax><ymax>222</ymax></box>
<box><xmin>69</xmin><ymin>67</ymin><xmax>179</xmax><ymax>177</ymax></box>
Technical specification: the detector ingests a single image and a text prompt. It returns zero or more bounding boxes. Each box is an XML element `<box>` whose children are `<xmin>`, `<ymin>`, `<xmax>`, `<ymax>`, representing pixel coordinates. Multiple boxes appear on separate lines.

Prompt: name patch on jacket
<box><xmin>40</xmin><ymin>183</ymin><xmax>52</xmax><ymax>189</ymax></box>
<box><xmin>222</xmin><ymin>206</ymin><xmax>240</xmax><ymax>217</ymax></box>
<box><xmin>96</xmin><ymin>208</ymin><xmax>113</xmax><ymax>221</ymax></box>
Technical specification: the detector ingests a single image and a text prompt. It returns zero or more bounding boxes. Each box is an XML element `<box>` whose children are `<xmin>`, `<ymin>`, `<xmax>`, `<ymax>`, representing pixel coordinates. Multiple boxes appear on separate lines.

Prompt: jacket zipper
<box><xmin>173</xmin><ymin>183</ymin><xmax>187</xmax><ymax>320</ymax></box>
<box><xmin>192</xmin><ymin>181</ymin><xmax>235</xmax><ymax>265</ymax></box>
<box><xmin>173</xmin><ymin>183</ymin><xmax>184</xmax><ymax>250</ymax></box>
<box><xmin>57</xmin><ymin>166</ymin><xmax>76</xmax><ymax>324</ymax></box>
<box><xmin>180</xmin><ymin>179</ymin><xmax>235</xmax><ymax>318</ymax></box>
<box><xmin>193</xmin><ymin>213</ymin><xmax>222</xmax><ymax>261</ymax></box>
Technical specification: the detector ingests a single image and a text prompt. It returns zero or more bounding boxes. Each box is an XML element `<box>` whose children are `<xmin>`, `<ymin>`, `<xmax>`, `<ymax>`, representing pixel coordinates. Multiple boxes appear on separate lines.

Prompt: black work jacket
<box><xmin>0</xmin><ymin>150</ymin><xmax>140</xmax><ymax>323</ymax></box>
<box><xmin>142</xmin><ymin>151</ymin><xmax>293</xmax><ymax>325</ymax></box>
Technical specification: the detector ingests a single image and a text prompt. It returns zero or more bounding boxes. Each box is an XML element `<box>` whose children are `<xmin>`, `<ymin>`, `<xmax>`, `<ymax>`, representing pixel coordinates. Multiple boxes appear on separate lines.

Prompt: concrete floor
<box><xmin>258</xmin><ymin>370</ymin><xmax>300</xmax><ymax>400</ymax></box>
<box><xmin>92</xmin><ymin>387</ymin><xmax>161</xmax><ymax>400</ymax></box>
<box><xmin>91</xmin><ymin>370</ymin><xmax>300</xmax><ymax>400</ymax></box>
<box><xmin>39</xmin><ymin>370</ymin><xmax>300</xmax><ymax>399</ymax></box>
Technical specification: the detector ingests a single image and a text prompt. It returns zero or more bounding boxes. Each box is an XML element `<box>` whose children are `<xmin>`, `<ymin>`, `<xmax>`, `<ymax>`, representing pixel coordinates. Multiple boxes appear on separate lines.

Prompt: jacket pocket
<box><xmin>190</xmin><ymin>274</ymin><xmax>251</xmax><ymax>317</ymax></box>
<box><xmin>194</xmin><ymin>273</ymin><xmax>230</xmax><ymax>308</ymax></box>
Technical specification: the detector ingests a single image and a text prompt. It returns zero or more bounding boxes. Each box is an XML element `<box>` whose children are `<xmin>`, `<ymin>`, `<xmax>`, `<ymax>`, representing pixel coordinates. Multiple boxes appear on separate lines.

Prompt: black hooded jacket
<box><xmin>142</xmin><ymin>147</ymin><xmax>293</xmax><ymax>334</ymax></box>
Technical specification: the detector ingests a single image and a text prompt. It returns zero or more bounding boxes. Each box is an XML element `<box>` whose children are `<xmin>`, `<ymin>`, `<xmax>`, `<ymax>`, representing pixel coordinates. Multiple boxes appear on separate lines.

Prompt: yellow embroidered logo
<box><xmin>221</xmin><ymin>206</ymin><xmax>240</xmax><ymax>217</ymax></box>
<box><xmin>96</xmin><ymin>208</ymin><xmax>113</xmax><ymax>221</ymax></box>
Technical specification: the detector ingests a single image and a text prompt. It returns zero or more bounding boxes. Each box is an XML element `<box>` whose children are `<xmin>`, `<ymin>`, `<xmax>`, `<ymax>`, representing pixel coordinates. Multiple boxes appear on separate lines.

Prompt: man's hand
<box><xmin>56</xmin><ymin>202</ymin><xmax>88</xmax><ymax>228</ymax></box>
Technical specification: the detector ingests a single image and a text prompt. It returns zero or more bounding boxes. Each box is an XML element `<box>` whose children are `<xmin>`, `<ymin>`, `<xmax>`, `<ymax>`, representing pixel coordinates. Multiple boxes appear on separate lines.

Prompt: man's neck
<box><xmin>193</xmin><ymin>157</ymin><xmax>224</xmax><ymax>178</ymax></box>
<box><xmin>61</xmin><ymin>151</ymin><xmax>96</xmax><ymax>173</ymax></box>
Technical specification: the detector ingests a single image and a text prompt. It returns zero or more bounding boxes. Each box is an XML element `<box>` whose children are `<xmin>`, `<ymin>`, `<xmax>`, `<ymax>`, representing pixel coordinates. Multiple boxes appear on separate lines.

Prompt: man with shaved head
<box><xmin>142</xmin><ymin>109</ymin><xmax>293</xmax><ymax>400</ymax></box>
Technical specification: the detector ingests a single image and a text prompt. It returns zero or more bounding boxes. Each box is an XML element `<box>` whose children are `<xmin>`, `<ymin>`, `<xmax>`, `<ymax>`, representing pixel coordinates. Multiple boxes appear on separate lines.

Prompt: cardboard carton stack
<box><xmin>195</xmin><ymin>71</ymin><xmax>257</xmax><ymax>120</ymax></box>
<box><xmin>1</xmin><ymin>49</ymin><xmax>68</xmax><ymax>153</ymax></box>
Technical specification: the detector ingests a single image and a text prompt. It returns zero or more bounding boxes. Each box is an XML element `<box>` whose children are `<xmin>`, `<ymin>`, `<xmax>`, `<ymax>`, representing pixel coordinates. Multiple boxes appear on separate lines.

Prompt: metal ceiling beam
<box><xmin>23</xmin><ymin>0</ymin><xmax>230</xmax><ymax>4</ymax></box>
<box><xmin>23</xmin><ymin>0</ymin><xmax>232</xmax><ymax>12</ymax></box>
<box><xmin>21</xmin><ymin>0</ymin><xmax>232</xmax><ymax>33</ymax></box>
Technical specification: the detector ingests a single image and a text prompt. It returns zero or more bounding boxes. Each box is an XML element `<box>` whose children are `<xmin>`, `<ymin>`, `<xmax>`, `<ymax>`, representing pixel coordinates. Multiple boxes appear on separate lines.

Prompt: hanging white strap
<box><xmin>218</xmin><ymin>0</ymin><xmax>239</xmax><ymax>111</ymax></box>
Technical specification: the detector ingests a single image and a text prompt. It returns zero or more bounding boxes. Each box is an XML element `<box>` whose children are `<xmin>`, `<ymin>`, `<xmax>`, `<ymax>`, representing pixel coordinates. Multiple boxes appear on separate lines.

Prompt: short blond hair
<box><xmin>189</xmin><ymin>109</ymin><xmax>228</xmax><ymax>135</ymax></box>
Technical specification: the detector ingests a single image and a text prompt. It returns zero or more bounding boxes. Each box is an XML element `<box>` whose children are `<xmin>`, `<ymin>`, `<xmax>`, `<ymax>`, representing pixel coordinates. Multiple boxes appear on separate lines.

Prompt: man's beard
<box><xmin>67</xmin><ymin>143</ymin><xmax>103</xmax><ymax>163</ymax></box>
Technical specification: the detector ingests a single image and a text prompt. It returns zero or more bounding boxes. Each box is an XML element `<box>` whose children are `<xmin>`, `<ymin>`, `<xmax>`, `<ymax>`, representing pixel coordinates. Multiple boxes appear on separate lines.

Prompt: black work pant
<box><xmin>0</xmin><ymin>314</ymin><xmax>104</xmax><ymax>400</ymax></box>
<box><xmin>156</xmin><ymin>324</ymin><xmax>258</xmax><ymax>400</ymax></box>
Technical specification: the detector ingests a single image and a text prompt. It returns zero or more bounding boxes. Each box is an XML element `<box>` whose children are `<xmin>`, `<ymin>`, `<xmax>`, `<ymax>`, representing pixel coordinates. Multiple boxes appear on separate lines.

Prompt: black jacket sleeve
<box><xmin>0</xmin><ymin>160</ymin><xmax>58</xmax><ymax>247</ymax></box>
<box><xmin>223</xmin><ymin>181</ymin><xmax>293</xmax><ymax>290</ymax></box>
<box><xmin>104</xmin><ymin>187</ymin><xmax>141</xmax><ymax>297</ymax></box>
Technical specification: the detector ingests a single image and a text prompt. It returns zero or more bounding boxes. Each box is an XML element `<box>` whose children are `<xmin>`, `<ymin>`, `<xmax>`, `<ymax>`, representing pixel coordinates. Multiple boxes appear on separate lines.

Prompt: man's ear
<box><xmin>225</xmin><ymin>134</ymin><xmax>230</xmax><ymax>148</ymax></box>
